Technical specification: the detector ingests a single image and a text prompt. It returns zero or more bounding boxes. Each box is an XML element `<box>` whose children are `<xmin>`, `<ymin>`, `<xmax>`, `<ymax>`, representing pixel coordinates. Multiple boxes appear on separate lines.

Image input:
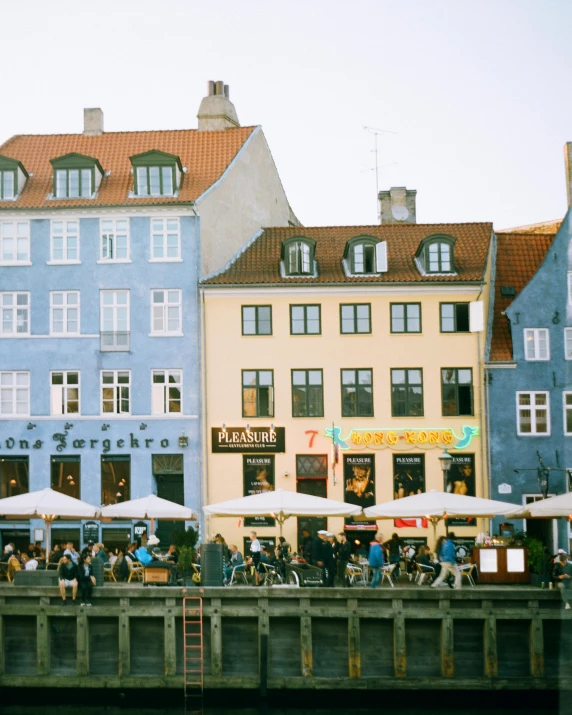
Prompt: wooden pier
<box><xmin>0</xmin><ymin>584</ymin><xmax>570</xmax><ymax>692</ymax></box>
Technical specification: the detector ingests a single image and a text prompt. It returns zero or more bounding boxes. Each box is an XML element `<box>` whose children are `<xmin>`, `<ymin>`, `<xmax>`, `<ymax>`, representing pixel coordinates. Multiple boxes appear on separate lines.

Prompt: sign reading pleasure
<box><xmin>325</xmin><ymin>425</ymin><xmax>479</xmax><ymax>452</ymax></box>
<box><xmin>212</xmin><ymin>427</ymin><xmax>285</xmax><ymax>453</ymax></box>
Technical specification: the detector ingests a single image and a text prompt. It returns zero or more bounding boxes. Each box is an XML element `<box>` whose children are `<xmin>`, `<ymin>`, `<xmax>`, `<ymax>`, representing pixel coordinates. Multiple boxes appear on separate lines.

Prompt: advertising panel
<box><xmin>393</xmin><ymin>454</ymin><xmax>426</xmax><ymax>528</ymax></box>
<box><xmin>343</xmin><ymin>454</ymin><xmax>377</xmax><ymax>531</ymax></box>
<box><xmin>243</xmin><ymin>455</ymin><xmax>275</xmax><ymax>528</ymax></box>
<box><xmin>445</xmin><ymin>453</ymin><xmax>476</xmax><ymax>527</ymax></box>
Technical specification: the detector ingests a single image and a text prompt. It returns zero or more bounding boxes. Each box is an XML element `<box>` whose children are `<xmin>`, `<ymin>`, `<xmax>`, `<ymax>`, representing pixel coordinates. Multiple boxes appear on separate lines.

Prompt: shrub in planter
<box><xmin>178</xmin><ymin>545</ymin><xmax>198</xmax><ymax>586</ymax></box>
<box><xmin>524</xmin><ymin>536</ymin><xmax>551</xmax><ymax>587</ymax></box>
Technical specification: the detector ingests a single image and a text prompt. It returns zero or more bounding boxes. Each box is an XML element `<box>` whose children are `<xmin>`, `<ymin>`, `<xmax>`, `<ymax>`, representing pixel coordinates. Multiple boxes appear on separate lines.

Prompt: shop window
<box><xmin>101</xmin><ymin>455</ymin><xmax>131</xmax><ymax>506</ymax></box>
<box><xmin>51</xmin><ymin>456</ymin><xmax>80</xmax><ymax>499</ymax></box>
<box><xmin>0</xmin><ymin>456</ymin><xmax>29</xmax><ymax>499</ymax></box>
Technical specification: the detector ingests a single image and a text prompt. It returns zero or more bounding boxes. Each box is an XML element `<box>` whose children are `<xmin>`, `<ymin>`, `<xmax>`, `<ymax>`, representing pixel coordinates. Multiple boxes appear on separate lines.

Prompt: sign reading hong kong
<box><xmin>325</xmin><ymin>425</ymin><xmax>479</xmax><ymax>452</ymax></box>
<box><xmin>212</xmin><ymin>427</ymin><xmax>285</xmax><ymax>453</ymax></box>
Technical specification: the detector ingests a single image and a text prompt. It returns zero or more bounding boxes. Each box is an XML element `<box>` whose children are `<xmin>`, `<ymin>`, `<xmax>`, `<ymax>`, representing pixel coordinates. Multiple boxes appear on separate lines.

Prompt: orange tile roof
<box><xmin>489</xmin><ymin>233</ymin><xmax>554</xmax><ymax>362</ymax></box>
<box><xmin>497</xmin><ymin>219</ymin><xmax>562</xmax><ymax>235</ymax></box>
<box><xmin>203</xmin><ymin>223</ymin><xmax>493</xmax><ymax>285</ymax></box>
<box><xmin>0</xmin><ymin>126</ymin><xmax>256</xmax><ymax>209</ymax></box>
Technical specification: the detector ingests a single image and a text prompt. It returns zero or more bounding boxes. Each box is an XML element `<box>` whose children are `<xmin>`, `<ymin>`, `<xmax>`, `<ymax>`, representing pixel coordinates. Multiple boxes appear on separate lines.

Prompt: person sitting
<box><xmin>63</xmin><ymin>542</ymin><xmax>79</xmax><ymax>565</ymax></box>
<box><xmin>166</xmin><ymin>545</ymin><xmax>179</xmax><ymax>564</ymax></box>
<box><xmin>135</xmin><ymin>535</ymin><xmax>159</xmax><ymax>565</ymax></box>
<box><xmin>58</xmin><ymin>554</ymin><xmax>79</xmax><ymax>605</ymax></box>
<box><xmin>120</xmin><ymin>543</ymin><xmax>138</xmax><ymax>581</ymax></box>
<box><xmin>224</xmin><ymin>544</ymin><xmax>244</xmax><ymax>585</ymax></box>
<box><xmin>416</xmin><ymin>546</ymin><xmax>436</xmax><ymax>578</ymax></box>
<box><xmin>79</xmin><ymin>555</ymin><xmax>96</xmax><ymax>606</ymax></box>
<box><xmin>553</xmin><ymin>550</ymin><xmax>572</xmax><ymax>609</ymax></box>
<box><xmin>1</xmin><ymin>544</ymin><xmax>13</xmax><ymax>563</ymax></box>
<box><xmin>7</xmin><ymin>551</ymin><xmax>22</xmax><ymax>580</ymax></box>
<box><xmin>49</xmin><ymin>544</ymin><xmax>62</xmax><ymax>564</ymax></box>
<box><xmin>25</xmin><ymin>556</ymin><xmax>39</xmax><ymax>570</ymax></box>
<box><xmin>108</xmin><ymin>550</ymin><xmax>118</xmax><ymax>566</ymax></box>
<box><xmin>93</xmin><ymin>543</ymin><xmax>109</xmax><ymax>563</ymax></box>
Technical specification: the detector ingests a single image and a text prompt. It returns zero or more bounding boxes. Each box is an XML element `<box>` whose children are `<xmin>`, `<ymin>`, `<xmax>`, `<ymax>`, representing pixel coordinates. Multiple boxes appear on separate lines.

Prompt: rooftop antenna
<box><xmin>363</xmin><ymin>126</ymin><xmax>397</xmax><ymax>222</ymax></box>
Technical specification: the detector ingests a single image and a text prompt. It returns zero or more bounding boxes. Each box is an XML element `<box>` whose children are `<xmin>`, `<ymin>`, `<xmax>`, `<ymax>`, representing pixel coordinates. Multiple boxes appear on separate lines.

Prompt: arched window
<box><xmin>344</xmin><ymin>236</ymin><xmax>387</xmax><ymax>275</ymax></box>
<box><xmin>282</xmin><ymin>237</ymin><xmax>316</xmax><ymax>276</ymax></box>
<box><xmin>416</xmin><ymin>236</ymin><xmax>456</xmax><ymax>274</ymax></box>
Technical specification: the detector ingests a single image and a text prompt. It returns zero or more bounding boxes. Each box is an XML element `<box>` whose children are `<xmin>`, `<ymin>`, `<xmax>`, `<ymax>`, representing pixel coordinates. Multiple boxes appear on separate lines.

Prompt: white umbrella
<box><xmin>364</xmin><ymin>490</ymin><xmax>523</xmax><ymax>544</ymax></box>
<box><xmin>203</xmin><ymin>488</ymin><xmax>362</xmax><ymax>536</ymax></box>
<box><xmin>509</xmin><ymin>492</ymin><xmax>572</xmax><ymax>519</ymax></box>
<box><xmin>100</xmin><ymin>494</ymin><xmax>198</xmax><ymax>535</ymax></box>
<box><xmin>0</xmin><ymin>488</ymin><xmax>99</xmax><ymax>554</ymax></box>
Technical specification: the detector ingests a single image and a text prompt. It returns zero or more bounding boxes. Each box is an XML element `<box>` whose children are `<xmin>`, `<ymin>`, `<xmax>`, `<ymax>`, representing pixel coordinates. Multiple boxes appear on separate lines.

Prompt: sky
<box><xmin>1</xmin><ymin>0</ymin><xmax>571</xmax><ymax>229</ymax></box>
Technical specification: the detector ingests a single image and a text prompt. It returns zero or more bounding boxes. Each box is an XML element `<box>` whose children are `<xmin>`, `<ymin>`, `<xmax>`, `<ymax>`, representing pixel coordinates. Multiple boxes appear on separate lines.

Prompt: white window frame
<box><xmin>565</xmin><ymin>328</ymin><xmax>572</xmax><ymax>361</ymax></box>
<box><xmin>151</xmin><ymin>369</ymin><xmax>183</xmax><ymax>414</ymax></box>
<box><xmin>0</xmin><ymin>221</ymin><xmax>30</xmax><ymax>265</ymax></box>
<box><xmin>50</xmin><ymin>371</ymin><xmax>81</xmax><ymax>415</ymax></box>
<box><xmin>150</xmin><ymin>289</ymin><xmax>182</xmax><ymax>336</ymax></box>
<box><xmin>564</xmin><ymin>392</ymin><xmax>572</xmax><ymax>436</ymax></box>
<box><xmin>0</xmin><ymin>371</ymin><xmax>30</xmax><ymax>416</ymax></box>
<box><xmin>49</xmin><ymin>219</ymin><xmax>80</xmax><ymax>264</ymax></box>
<box><xmin>50</xmin><ymin>291</ymin><xmax>80</xmax><ymax>336</ymax></box>
<box><xmin>99</xmin><ymin>218</ymin><xmax>130</xmax><ymax>263</ymax></box>
<box><xmin>523</xmin><ymin>328</ymin><xmax>550</xmax><ymax>361</ymax></box>
<box><xmin>0</xmin><ymin>292</ymin><xmax>30</xmax><ymax>336</ymax></box>
<box><xmin>150</xmin><ymin>218</ymin><xmax>181</xmax><ymax>261</ymax></box>
<box><xmin>101</xmin><ymin>370</ymin><xmax>131</xmax><ymax>415</ymax></box>
<box><xmin>100</xmin><ymin>290</ymin><xmax>130</xmax><ymax>333</ymax></box>
<box><xmin>516</xmin><ymin>391</ymin><xmax>550</xmax><ymax>436</ymax></box>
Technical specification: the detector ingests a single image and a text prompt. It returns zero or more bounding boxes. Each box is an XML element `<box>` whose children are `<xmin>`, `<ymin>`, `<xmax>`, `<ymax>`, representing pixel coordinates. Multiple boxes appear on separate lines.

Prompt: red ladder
<box><xmin>183</xmin><ymin>596</ymin><xmax>204</xmax><ymax>707</ymax></box>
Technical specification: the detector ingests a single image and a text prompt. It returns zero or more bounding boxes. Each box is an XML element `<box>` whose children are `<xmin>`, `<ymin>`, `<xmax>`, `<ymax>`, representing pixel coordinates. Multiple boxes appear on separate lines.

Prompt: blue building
<box><xmin>0</xmin><ymin>84</ymin><xmax>297</xmax><ymax>552</ymax></box>
<box><xmin>486</xmin><ymin>209</ymin><xmax>571</xmax><ymax>552</ymax></box>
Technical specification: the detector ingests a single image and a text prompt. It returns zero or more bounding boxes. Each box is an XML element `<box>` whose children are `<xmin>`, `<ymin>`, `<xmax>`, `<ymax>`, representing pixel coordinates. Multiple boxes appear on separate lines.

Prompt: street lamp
<box><xmin>439</xmin><ymin>447</ymin><xmax>453</xmax><ymax>479</ymax></box>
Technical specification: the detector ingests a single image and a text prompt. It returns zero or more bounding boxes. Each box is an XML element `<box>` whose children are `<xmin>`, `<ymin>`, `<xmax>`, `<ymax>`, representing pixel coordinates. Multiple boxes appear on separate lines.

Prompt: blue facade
<box><xmin>0</xmin><ymin>210</ymin><xmax>201</xmax><ymax>549</ymax></box>
<box><xmin>487</xmin><ymin>210</ymin><xmax>572</xmax><ymax>550</ymax></box>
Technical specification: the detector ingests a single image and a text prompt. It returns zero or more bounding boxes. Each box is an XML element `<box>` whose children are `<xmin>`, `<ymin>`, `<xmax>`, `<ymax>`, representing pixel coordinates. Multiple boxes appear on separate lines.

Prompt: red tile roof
<box><xmin>203</xmin><ymin>223</ymin><xmax>493</xmax><ymax>285</ymax></box>
<box><xmin>497</xmin><ymin>219</ymin><xmax>562</xmax><ymax>235</ymax></box>
<box><xmin>0</xmin><ymin>126</ymin><xmax>256</xmax><ymax>209</ymax></box>
<box><xmin>489</xmin><ymin>233</ymin><xmax>554</xmax><ymax>362</ymax></box>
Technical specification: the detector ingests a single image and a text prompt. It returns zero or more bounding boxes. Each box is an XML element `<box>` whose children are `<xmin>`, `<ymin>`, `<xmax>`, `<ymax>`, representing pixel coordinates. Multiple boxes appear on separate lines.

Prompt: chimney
<box><xmin>83</xmin><ymin>108</ymin><xmax>104</xmax><ymax>136</ymax></box>
<box><xmin>378</xmin><ymin>187</ymin><xmax>417</xmax><ymax>224</ymax></box>
<box><xmin>197</xmin><ymin>80</ymin><xmax>240</xmax><ymax>131</ymax></box>
<box><xmin>565</xmin><ymin>142</ymin><xmax>572</xmax><ymax>208</ymax></box>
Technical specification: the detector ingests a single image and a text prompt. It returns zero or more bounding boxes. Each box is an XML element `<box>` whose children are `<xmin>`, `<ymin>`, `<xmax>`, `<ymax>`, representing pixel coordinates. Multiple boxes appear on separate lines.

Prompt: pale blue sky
<box><xmin>2</xmin><ymin>0</ymin><xmax>570</xmax><ymax>229</ymax></box>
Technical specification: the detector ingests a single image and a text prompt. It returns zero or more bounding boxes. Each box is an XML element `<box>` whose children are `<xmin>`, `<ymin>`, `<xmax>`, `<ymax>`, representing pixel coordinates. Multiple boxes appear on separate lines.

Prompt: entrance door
<box><xmin>296</xmin><ymin>478</ymin><xmax>327</xmax><ymax>552</ymax></box>
<box><xmin>153</xmin><ymin>455</ymin><xmax>185</xmax><ymax>547</ymax></box>
<box><xmin>524</xmin><ymin>494</ymin><xmax>557</xmax><ymax>554</ymax></box>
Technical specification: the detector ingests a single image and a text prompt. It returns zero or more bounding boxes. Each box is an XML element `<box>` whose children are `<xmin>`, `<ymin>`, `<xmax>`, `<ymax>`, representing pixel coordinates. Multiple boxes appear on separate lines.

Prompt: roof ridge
<box><xmin>0</xmin><ymin>126</ymin><xmax>258</xmax><ymax>143</ymax></box>
<box><xmin>263</xmin><ymin>221</ymin><xmax>493</xmax><ymax>231</ymax></box>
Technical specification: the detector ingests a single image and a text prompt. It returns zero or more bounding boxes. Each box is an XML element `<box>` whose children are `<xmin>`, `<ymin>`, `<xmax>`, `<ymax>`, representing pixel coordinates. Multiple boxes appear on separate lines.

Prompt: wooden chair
<box><xmin>416</xmin><ymin>563</ymin><xmax>436</xmax><ymax>585</ymax></box>
<box><xmin>7</xmin><ymin>556</ymin><xmax>22</xmax><ymax>583</ymax></box>
<box><xmin>346</xmin><ymin>563</ymin><xmax>367</xmax><ymax>587</ymax></box>
<box><xmin>104</xmin><ymin>562</ymin><xmax>117</xmax><ymax>582</ymax></box>
<box><xmin>381</xmin><ymin>562</ymin><xmax>398</xmax><ymax>588</ymax></box>
<box><xmin>459</xmin><ymin>563</ymin><xmax>477</xmax><ymax>586</ymax></box>
<box><xmin>127</xmin><ymin>559</ymin><xmax>144</xmax><ymax>583</ymax></box>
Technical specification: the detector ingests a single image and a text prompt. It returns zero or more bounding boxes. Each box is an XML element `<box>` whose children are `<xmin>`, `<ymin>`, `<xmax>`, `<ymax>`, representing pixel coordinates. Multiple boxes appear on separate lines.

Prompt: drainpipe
<box><xmin>475</xmin><ymin>284</ymin><xmax>487</xmax><ymax>534</ymax></box>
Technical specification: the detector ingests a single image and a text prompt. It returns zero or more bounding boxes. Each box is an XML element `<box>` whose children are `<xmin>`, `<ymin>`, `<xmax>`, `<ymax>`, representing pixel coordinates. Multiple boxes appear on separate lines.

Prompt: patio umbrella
<box><xmin>203</xmin><ymin>488</ymin><xmax>362</xmax><ymax>536</ymax></box>
<box><xmin>364</xmin><ymin>490</ymin><xmax>523</xmax><ymax>544</ymax></box>
<box><xmin>100</xmin><ymin>494</ymin><xmax>198</xmax><ymax>535</ymax></box>
<box><xmin>509</xmin><ymin>492</ymin><xmax>572</xmax><ymax>519</ymax></box>
<box><xmin>0</xmin><ymin>488</ymin><xmax>99</xmax><ymax>554</ymax></box>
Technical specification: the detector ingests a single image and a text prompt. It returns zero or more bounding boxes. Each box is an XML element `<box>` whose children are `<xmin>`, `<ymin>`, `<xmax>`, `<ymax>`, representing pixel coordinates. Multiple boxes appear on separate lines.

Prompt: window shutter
<box><xmin>152</xmin><ymin>384</ymin><xmax>164</xmax><ymax>414</ymax></box>
<box><xmin>469</xmin><ymin>301</ymin><xmax>484</xmax><ymax>332</ymax></box>
<box><xmin>51</xmin><ymin>386</ymin><xmax>63</xmax><ymax>415</ymax></box>
<box><xmin>375</xmin><ymin>241</ymin><xmax>387</xmax><ymax>273</ymax></box>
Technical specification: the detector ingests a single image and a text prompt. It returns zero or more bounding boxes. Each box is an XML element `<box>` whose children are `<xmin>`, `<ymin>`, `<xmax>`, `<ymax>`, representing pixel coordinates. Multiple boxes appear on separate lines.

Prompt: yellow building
<box><xmin>201</xmin><ymin>211</ymin><xmax>494</xmax><ymax>557</ymax></box>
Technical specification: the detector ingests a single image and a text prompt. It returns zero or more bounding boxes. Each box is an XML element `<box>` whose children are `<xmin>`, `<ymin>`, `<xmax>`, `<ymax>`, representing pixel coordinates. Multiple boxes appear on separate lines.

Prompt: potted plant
<box><xmin>524</xmin><ymin>536</ymin><xmax>550</xmax><ymax>587</ymax></box>
<box><xmin>513</xmin><ymin>529</ymin><xmax>526</xmax><ymax>547</ymax></box>
<box><xmin>178</xmin><ymin>546</ymin><xmax>198</xmax><ymax>587</ymax></box>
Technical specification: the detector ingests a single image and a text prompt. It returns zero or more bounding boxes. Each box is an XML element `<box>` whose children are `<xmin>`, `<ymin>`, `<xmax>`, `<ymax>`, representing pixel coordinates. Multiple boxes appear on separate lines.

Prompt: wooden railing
<box><xmin>0</xmin><ymin>585</ymin><xmax>570</xmax><ymax>690</ymax></box>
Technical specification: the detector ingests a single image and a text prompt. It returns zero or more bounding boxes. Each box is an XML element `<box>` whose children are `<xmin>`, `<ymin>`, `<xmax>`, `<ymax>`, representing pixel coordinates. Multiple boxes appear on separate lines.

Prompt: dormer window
<box><xmin>344</xmin><ymin>236</ymin><xmax>387</xmax><ymax>276</ymax></box>
<box><xmin>50</xmin><ymin>153</ymin><xmax>104</xmax><ymax>199</ymax></box>
<box><xmin>0</xmin><ymin>156</ymin><xmax>28</xmax><ymax>201</ymax></box>
<box><xmin>281</xmin><ymin>237</ymin><xmax>316</xmax><ymax>277</ymax></box>
<box><xmin>416</xmin><ymin>235</ymin><xmax>456</xmax><ymax>275</ymax></box>
<box><xmin>130</xmin><ymin>151</ymin><xmax>182</xmax><ymax>198</ymax></box>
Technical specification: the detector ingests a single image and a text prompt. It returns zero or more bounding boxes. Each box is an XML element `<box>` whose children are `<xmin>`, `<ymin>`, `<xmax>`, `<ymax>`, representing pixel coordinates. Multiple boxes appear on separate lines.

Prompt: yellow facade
<box><xmin>202</xmin><ymin>264</ymin><xmax>493</xmax><ymax>553</ymax></box>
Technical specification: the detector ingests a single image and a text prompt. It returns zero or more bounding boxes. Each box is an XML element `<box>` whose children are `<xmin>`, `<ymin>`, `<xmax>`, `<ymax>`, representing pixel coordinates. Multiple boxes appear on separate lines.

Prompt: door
<box><xmin>153</xmin><ymin>455</ymin><xmax>185</xmax><ymax>547</ymax></box>
<box><xmin>296</xmin><ymin>478</ymin><xmax>327</xmax><ymax>552</ymax></box>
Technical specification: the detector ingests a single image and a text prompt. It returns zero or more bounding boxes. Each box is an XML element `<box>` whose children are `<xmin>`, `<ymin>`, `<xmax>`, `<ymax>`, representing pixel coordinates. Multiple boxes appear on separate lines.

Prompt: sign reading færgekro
<box><xmin>211</xmin><ymin>427</ymin><xmax>285</xmax><ymax>453</ymax></box>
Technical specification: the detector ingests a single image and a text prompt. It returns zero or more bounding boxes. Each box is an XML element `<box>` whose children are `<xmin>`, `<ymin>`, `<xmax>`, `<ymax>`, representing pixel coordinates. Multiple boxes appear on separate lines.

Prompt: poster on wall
<box><xmin>445</xmin><ymin>454</ymin><xmax>476</xmax><ymax>527</ymax></box>
<box><xmin>343</xmin><ymin>454</ymin><xmax>377</xmax><ymax>531</ymax></box>
<box><xmin>243</xmin><ymin>455</ymin><xmax>275</xmax><ymax>528</ymax></box>
<box><xmin>393</xmin><ymin>454</ymin><xmax>427</xmax><ymax>528</ymax></box>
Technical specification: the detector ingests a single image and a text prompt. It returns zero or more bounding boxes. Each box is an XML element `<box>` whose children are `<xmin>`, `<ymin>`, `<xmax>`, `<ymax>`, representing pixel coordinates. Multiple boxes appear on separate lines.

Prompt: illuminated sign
<box><xmin>325</xmin><ymin>425</ymin><xmax>479</xmax><ymax>452</ymax></box>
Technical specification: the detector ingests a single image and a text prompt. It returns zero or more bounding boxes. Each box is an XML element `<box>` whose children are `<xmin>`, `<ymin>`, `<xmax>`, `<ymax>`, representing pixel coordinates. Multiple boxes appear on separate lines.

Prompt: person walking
<box><xmin>431</xmin><ymin>534</ymin><xmax>461</xmax><ymax>590</ymax></box>
<box><xmin>325</xmin><ymin>533</ymin><xmax>337</xmax><ymax>587</ymax></box>
<box><xmin>369</xmin><ymin>533</ymin><xmax>385</xmax><ymax>589</ymax></box>
<box><xmin>249</xmin><ymin>531</ymin><xmax>262</xmax><ymax>586</ymax></box>
<box><xmin>384</xmin><ymin>533</ymin><xmax>402</xmax><ymax>579</ymax></box>
<box><xmin>336</xmin><ymin>532</ymin><xmax>351</xmax><ymax>587</ymax></box>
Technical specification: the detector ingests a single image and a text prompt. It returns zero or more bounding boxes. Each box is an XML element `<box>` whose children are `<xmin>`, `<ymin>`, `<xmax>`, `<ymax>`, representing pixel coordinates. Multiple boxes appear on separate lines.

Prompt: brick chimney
<box><xmin>565</xmin><ymin>142</ymin><xmax>572</xmax><ymax>207</ymax></box>
<box><xmin>378</xmin><ymin>187</ymin><xmax>417</xmax><ymax>224</ymax></box>
<box><xmin>83</xmin><ymin>108</ymin><xmax>104</xmax><ymax>136</ymax></box>
<box><xmin>197</xmin><ymin>81</ymin><xmax>240</xmax><ymax>131</ymax></box>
